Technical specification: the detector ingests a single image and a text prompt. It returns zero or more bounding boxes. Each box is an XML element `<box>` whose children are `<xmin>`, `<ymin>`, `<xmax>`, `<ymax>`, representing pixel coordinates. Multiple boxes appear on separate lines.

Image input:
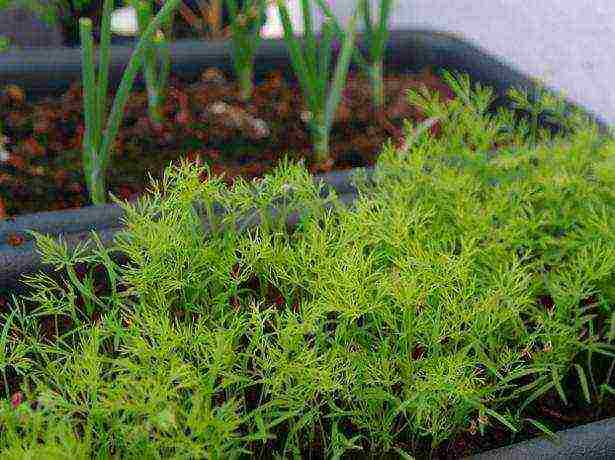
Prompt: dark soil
<box><xmin>0</xmin><ymin>67</ymin><xmax>452</xmax><ymax>218</ymax></box>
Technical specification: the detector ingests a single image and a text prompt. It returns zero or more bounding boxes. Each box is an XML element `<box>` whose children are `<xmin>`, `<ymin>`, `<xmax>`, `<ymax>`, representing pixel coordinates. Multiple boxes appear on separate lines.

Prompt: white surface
<box><xmin>326</xmin><ymin>0</ymin><xmax>615</xmax><ymax>125</ymax></box>
<box><xmin>111</xmin><ymin>2</ymin><xmax>308</xmax><ymax>40</ymax></box>
<box><xmin>110</xmin><ymin>6</ymin><xmax>139</xmax><ymax>36</ymax></box>
<box><xmin>261</xmin><ymin>1</ymin><xmax>308</xmax><ymax>38</ymax></box>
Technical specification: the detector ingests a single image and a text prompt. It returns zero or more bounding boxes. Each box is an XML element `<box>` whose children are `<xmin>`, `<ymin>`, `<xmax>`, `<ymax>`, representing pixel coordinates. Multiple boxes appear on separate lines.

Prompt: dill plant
<box><xmin>276</xmin><ymin>0</ymin><xmax>359</xmax><ymax>167</ymax></box>
<box><xmin>79</xmin><ymin>0</ymin><xmax>180</xmax><ymax>204</ymax></box>
<box><xmin>1</xmin><ymin>77</ymin><xmax>614</xmax><ymax>457</ymax></box>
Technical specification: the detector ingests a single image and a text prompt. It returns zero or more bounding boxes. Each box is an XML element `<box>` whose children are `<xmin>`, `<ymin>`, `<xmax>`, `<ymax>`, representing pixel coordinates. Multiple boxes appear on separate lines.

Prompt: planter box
<box><xmin>0</xmin><ymin>30</ymin><xmax>612</xmax><ymax>458</ymax></box>
<box><xmin>472</xmin><ymin>417</ymin><xmax>615</xmax><ymax>460</ymax></box>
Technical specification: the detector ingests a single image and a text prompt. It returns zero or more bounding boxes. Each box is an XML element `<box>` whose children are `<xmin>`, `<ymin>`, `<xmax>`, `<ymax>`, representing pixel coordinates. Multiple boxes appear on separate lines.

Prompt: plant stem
<box><xmin>136</xmin><ymin>1</ymin><xmax>165</xmax><ymax>126</ymax></box>
<box><xmin>277</xmin><ymin>0</ymin><xmax>357</xmax><ymax>166</ymax></box>
<box><xmin>79</xmin><ymin>18</ymin><xmax>98</xmax><ymax>200</ymax></box>
<box><xmin>88</xmin><ymin>164</ymin><xmax>108</xmax><ymax>205</ymax></box>
<box><xmin>314</xmin><ymin>0</ymin><xmax>391</xmax><ymax>111</ymax></box>
<box><xmin>158</xmin><ymin>29</ymin><xmax>172</xmax><ymax>92</ymax></box>
<box><xmin>80</xmin><ymin>0</ymin><xmax>181</xmax><ymax>205</ymax></box>
<box><xmin>238</xmin><ymin>63</ymin><xmax>254</xmax><ymax>101</ymax></box>
<box><xmin>97</xmin><ymin>0</ymin><xmax>113</xmax><ymax>138</ymax></box>
<box><xmin>100</xmin><ymin>0</ymin><xmax>180</xmax><ymax>157</ymax></box>
<box><xmin>370</xmin><ymin>59</ymin><xmax>384</xmax><ymax>109</ymax></box>
<box><xmin>226</xmin><ymin>0</ymin><xmax>265</xmax><ymax>102</ymax></box>
<box><xmin>311</xmin><ymin>111</ymin><xmax>329</xmax><ymax>163</ymax></box>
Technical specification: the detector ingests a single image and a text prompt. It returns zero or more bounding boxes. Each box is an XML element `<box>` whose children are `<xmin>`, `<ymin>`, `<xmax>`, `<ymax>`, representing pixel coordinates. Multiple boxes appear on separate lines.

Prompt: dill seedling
<box><xmin>3</xmin><ymin>77</ymin><xmax>614</xmax><ymax>457</ymax></box>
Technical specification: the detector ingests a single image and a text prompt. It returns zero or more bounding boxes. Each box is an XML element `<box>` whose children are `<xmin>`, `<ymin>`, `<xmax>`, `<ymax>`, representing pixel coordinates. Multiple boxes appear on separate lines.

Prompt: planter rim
<box><xmin>471</xmin><ymin>416</ymin><xmax>615</xmax><ymax>460</ymax></box>
<box><xmin>1</xmin><ymin>31</ymin><xmax>613</xmax><ymax>458</ymax></box>
<box><xmin>1</xmin><ymin>29</ymin><xmax>609</xmax><ymax>128</ymax></box>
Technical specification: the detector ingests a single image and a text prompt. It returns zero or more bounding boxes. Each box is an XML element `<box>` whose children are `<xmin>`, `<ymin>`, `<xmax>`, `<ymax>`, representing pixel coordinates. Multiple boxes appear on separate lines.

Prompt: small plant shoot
<box><xmin>315</xmin><ymin>0</ymin><xmax>393</xmax><ymax>109</ymax></box>
<box><xmin>80</xmin><ymin>0</ymin><xmax>181</xmax><ymax>204</ymax></box>
<box><xmin>225</xmin><ymin>0</ymin><xmax>267</xmax><ymax>101</ymax></box>
<box><xmin>133</xmin><ymin>0</ymin><xmax>173</xmax><ymax>126</ymax></box>
<box><xmin>276</xmin><ymin>0</ymin><xmax>359</xmax><ymax>167</ymax></box>
<box><xmin>4</xmin><ymin>90</ymin><xmax>613</xmax><ymax>455</ymax></box>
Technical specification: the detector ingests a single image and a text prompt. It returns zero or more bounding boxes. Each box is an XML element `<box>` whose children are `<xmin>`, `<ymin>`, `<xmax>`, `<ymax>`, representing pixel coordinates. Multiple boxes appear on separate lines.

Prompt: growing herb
<box><xmin>225</xmin><ymin>0</ymin><xmax>267</xmax><ymax>101</ymax></box>
<box><xmin>80</xmin><ymin>0</ymin><xmax>181</xmax><ymax>204</ymax></box>
<box><xmin>315</xmin><ymin>0</ymin><xmax>393</xmax><ymax>109</ymax></box>
<box><xmin>277</xmin><ymin>0</ymin><xmax>358</xmax><ymax>168</ymax></box>
<box><xmin>133</xmin><ymin>0</ymin><xmax>173</xmax><ymax>126</ymax></box>
<box><xmin>507</xmin><ymin>84</ymin><xmax>579</xmax><ymax>144</ymax></box>
<box><xmin>1</xmin><ymin>78</ymin><xmax>613</xmax><ymax>457</ymax></box>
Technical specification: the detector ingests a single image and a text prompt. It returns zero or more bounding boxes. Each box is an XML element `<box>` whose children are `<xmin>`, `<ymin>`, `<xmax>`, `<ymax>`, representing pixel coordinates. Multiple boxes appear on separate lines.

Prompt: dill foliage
<box><xmin>1</xmin><ymin>74</ymin><xmax>614</xmax><ymax>457</ymax></box>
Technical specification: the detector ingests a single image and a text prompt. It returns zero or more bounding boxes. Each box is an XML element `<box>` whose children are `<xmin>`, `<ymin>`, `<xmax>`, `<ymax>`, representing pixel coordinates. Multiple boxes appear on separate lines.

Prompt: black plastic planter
<box><xmin>0</xmin><ymin>30</ymin><xmax>613</xmax><ymax>458</ymax></box>
<box><xmin>472</xmin><ymin>417</ymin><xmax>615</xmax><ymax>460</ymax></box>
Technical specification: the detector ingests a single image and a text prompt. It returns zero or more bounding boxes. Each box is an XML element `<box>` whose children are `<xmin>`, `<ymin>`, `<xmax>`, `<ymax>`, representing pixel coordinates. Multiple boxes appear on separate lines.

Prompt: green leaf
<box><xmin>519</xmin><ymin>381</ymin><xmax>555</xmax><ymax>414</ymax></box>
<box><xmin>551</xmin><ymin>367</ymin><xmax>568</xmax><ymax>405</ymax></box>
<box><xmin>371</xmin><ymin>0</ymin><xmax>392</xmax><ymax>61</ymax></box>
<box><xmin>525</xmin><ymin>418</ymin><xmax>558</xmax><ymax>440</ymax></box>
<box><xmin>574</xmin><ymin>364</ymin><xmax>592</xmax><ymax>404</ymax></box>
<box><xmin>276</xmin><ymin>0</ymin><xmax>316</xmax><ymax>110</ymax></box>
<box><xmin>324</xmin><ymin>8</ymin><xmax>358</xmax><ymax>129</ymax></box>
<box><xmin>313</xmin><ymin>0</ymin><xmax>368</xmax><ymax>70</ymax></box>
<box><xmin>483</xmin><ymin>407</ymin><xmax>518</xmax><ymax>433</ymax></box>
<box><xmin>80</xmin><ymin>18</ymin><xmax>98</xmax><ymax>171</ymax></box>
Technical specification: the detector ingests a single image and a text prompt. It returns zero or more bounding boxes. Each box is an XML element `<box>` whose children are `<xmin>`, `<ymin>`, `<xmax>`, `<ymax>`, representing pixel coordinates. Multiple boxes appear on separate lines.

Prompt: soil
<box><xmin>0</xmin><ymin>67</ymin><xmax>452</xmax><ymax>218</ymax></box>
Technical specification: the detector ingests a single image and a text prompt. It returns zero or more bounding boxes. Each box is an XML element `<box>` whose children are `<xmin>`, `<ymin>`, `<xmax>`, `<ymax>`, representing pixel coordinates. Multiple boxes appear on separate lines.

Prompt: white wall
<box><xmin>325</xmin><ymin>0</ymin><xmax>615</xmax><ymax>125</ymax></box>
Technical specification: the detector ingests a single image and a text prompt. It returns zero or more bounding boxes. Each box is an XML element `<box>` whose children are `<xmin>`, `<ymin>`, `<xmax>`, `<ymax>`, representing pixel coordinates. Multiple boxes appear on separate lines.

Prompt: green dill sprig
<box><xmin>4</xmin><ymin>75</ymin><xmax>613</xmax><ymax>457</ymax></box>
